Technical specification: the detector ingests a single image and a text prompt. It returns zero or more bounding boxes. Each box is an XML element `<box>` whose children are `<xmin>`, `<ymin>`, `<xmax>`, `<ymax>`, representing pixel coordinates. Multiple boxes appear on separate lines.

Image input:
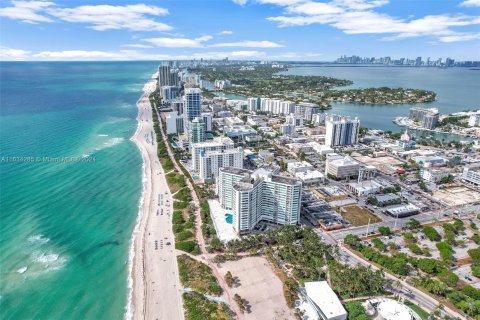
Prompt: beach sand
<box><xmin>127</xmin><ymin>73</ymin><xmax>184</xmax><ymax>320</ymax></box>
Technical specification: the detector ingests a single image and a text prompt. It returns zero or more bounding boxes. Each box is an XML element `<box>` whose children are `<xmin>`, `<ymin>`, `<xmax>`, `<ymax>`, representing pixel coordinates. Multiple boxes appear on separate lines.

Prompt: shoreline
<box><xmin>126</xmin><ymin>71</ymin><xmax>184</xmax><ymax>320</ymax></box>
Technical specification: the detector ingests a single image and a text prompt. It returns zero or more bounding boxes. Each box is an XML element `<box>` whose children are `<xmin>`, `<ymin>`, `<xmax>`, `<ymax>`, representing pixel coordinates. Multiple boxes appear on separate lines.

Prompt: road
<box><xmin>130</xmin><ymin>75</ymin><xmax>184</xmax><ymax>320</ymax></box>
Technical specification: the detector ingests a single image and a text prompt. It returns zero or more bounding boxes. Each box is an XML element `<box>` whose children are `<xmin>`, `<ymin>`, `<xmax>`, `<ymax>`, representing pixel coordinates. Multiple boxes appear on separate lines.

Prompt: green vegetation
<box><xmin>345</xmin><ymin>301</ymin><xmax>369</xmax><ymax>320</ymax></box>
<box><xmin>439</xmin><ymin>115</ymin><xmax>469</xmax><ymax>128</ymax></box>
<box><xmin>177</xmin><ymin>254</ymin><xmax>222</xmax><ymax>296</ymax></box>
<box><xmin>233</xmin><ymin>294</ymin><xmax>246</xmax><ymax>314</ymax></box>
<box><xmin>225</xmin><ymin>271</ymin><xmax>234</xmax><ymax>288</ymax></box>
<box><xmin>372</xmin><ymin>238</ymin><xmax>386</xmax><ymax>252</ymax></box>
<box><xmin>438</xmin><ymin>174</ymin><xmax>454</xmax><ymax>185</ymax></box>
<box><xmin>378</xmin><ymin>226</ymin><xmax>391</xmax><ymax>236</ymax></box>
<box><xmin>437</xmin><ymin>269</ymin><xmax>459</xmax><ymax>287</ymax></box>
<box><xmin>183</xmin><ymin>291</ymin><xmax>230</xmax><ymax>320</ymax></box>
<box><xmin>405</xmin><ymin>219</ymin><xmax>421</xmax><ymax>230</ymax></box>
<box><xmin>324</xmin><ymin>87</ymin><xmax>436</xmax><ymax>104</ymax></box>
<box><xmin>404</xmin><ymin>300</ymin><xmax>429</xmax><ymax>320</ymax></box>
<box><xmin>423</xmin><ymin>226</ymin><xmax>441</xmax><ymax>241</ymax></box>
<box><xmin>436</xmin><ymin>242</ymin><xmax>454</xmax><ymax>261</ymax></box>
<box><xmin>408</xmin><ymin>243</ymin><xmax>423</xmax><ymax>255</ymax></box>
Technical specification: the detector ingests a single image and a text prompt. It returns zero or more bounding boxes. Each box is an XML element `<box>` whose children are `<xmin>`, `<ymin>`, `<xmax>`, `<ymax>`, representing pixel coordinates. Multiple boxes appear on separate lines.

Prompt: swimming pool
<box><xmin>225</xmin><ymin>213</ymin><xmax>233</xmax><ymax>224</ymax></box>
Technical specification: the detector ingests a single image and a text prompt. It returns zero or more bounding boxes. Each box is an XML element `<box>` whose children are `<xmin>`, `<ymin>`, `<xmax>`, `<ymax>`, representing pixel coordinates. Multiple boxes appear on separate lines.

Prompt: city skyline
<box><xmin>1</xmin><ymin>0</ymin><xmax>479</xmax><ymax>61</ymax></box>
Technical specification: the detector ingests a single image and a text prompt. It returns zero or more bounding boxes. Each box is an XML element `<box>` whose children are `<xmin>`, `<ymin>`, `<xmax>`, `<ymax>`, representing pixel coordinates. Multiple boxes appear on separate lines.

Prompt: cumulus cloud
<box><xmin>0</xmin><ymin>0</ymin><xmax>54</xmax><ymax>23</ymax></box>
<box><xmin>219</xmin><ymin>30</ymin><xmax>234</xmax><ymax>35</ymax></box>
<box><xmin>123</xmin><ymin>44</ymin><xmax>153</xmax><ymax>49</ymax></box>
<box><xmin>142</xmin><ymin>36</ymin><xmax>213</xmax><ymax>48</ymax></box>
<box><xmin>0</xmin><ymin>1</ymin><xmax>172</xmax><ymax>31</ymax></box>
<box><xmin>48</xmin><ymin>4</ymin><xmax>172</xmax><ymax>31</ymax></box>
<box><xmin>460</xmin><ymin>0</ymin><xmax>480</xmax><ymax>7</ymax></box>
<box><xmin>242</xmin><ymin>0</ymin><xmax>480</xmax><ymax>42</ymax></box>
<box><xmin>0</xmin><ymin>47</ymin><xmax>30</xmax><ymax>60</ymax></box>
<box><xmin>210</xmin><ymin>40</ymin><xmax>284</xmax><ymax>47</ymax></box>
<box><xmin>232</xmin><ymin>0</ymin><xmax>248</xmax><ymax>5</ymax></box>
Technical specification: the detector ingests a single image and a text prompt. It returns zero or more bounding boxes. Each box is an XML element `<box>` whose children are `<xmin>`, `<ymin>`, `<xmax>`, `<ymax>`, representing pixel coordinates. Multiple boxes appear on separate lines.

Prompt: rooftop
<box><xmin>304</xmin><ymin>281</ymin><xmax>347</xmax><ymax>319</ymax></box>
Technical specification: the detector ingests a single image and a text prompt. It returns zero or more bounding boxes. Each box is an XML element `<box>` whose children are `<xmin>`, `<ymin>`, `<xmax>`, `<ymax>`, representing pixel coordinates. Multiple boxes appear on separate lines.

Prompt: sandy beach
<box><xmin>127</xmin><ymin>73</ymin><xmax>184</xmax><ymax>320</ymax></box>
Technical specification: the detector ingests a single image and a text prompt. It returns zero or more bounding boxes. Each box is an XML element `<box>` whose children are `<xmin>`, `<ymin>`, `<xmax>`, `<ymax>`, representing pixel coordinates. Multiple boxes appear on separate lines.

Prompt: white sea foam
<box><xmin>97</xmin><ymin>134</ymin><xmax>109</xmax><ymax>137</ymax></box>
<box><xmin>125</xmin><ymin>73</ymin><xmax>156</xmax><ymax>320</ymax></box>
<box><xmin>93</xmin><ymin>137</ymin><xmax>124</xmax><ymax>151</ymax></box>
<box><xmin>28</xmin><ymin>234</ymin><xmax>50</xmax><ymax>245</ymax></box>
<box><xmin>31</xmin><ymin>251</ymin><xmax>67</xmax><ymax>272</ymax></box>
<box><xmin>17</xmin><ymin>267</ymin><xmax>28</xmax><ymax>274</ymax></box>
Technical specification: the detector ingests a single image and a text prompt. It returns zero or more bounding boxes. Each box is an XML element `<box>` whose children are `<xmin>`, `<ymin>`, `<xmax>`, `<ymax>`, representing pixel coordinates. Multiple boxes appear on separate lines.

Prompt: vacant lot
<box><xmin>340</xmin><ymin>205</ymin><xmax>381</xmax><ymax>226</ymax></box>
<box><xmin>432</xmin><ymin>186</ymin><xmax>480</xmax><ymax>206</ymax></box>
<box><xmin>352</xmin><ymin>155</ymin><xmax>403</xmax><ymax>174</ymax></box>
<box><xmin>217</xmin><ymin>256</ymin><xmax>296</xmax><ymax>320</ymax></box>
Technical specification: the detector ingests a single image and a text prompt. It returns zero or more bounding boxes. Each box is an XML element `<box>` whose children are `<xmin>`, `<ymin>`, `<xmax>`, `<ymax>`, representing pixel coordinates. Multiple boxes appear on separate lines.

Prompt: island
<box><xmin>191</xmin><ymin>64</ymin><xmax>436</xmax><ymax>105</ymax></box>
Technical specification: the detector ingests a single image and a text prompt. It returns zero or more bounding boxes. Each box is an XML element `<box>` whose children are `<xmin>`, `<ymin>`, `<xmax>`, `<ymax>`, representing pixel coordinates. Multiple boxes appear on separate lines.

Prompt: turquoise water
<box><xmin>282</xmin><ymin>65</ymin><xmax>480</xmax><ymax>132</ymax></box>
<box><xmin>0</xmin><ymin>61</ymin><xmax>157</xmax><ymax>319</ymax></box>
<box><xmin>225</xmin><ymin>214</ymin><xmax>233</xmax><ymax>224</ymax></box>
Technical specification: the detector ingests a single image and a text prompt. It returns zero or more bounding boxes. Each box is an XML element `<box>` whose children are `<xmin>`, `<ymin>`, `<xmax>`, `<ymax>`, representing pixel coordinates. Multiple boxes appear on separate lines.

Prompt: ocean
<box><xmin>0</xmin><ymin>62</ymin><xmax>478</xmax><ymax>319</ymax></box>
<box><xmin>0</xmin><ymin>61</ymin><xmax>157</xmax><ymax>319</ymax></box>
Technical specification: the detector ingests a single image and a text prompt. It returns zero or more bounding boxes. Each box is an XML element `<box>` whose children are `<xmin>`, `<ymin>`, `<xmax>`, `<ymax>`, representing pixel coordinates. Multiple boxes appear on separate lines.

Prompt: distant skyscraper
<box><xmin>158</xmin><ymin>64</ymin><xmax>179</xmax><ymax>88</ymax></box>
<box><xmin>325</xmin><ymin>116</ymin><xmax>360</xmax><ymax>147</ymax></box>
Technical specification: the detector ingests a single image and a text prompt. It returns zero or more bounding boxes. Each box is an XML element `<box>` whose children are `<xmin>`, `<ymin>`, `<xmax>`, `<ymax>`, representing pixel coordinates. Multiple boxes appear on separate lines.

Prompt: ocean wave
<box><xmin>28</xmin><ymin>234</ymin><xmax>50</xmax><ymax>245</ymax></box>
<box><xmin>31</xmin><ymin>251</ymin><xmax>67</xmax><ymax>272</ymax></box>
<box><xmin>94</xmin><ymin>137</ymin><xmax>125</xmax><ymax>151</ymax></box>
<box><xmin>97</xmin><ymin>134</ymin><xmax>109</xmax><ymax>137</ymax></box>
<box><xmin>17</xmin><ymin>267</ymin><xmax>28</xmax><ymax>274</ymax></box>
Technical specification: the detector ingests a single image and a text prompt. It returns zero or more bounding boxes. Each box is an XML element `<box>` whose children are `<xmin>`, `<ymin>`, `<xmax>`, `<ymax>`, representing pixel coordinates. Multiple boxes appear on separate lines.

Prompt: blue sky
<box><xmin>0</xmin><ymin>0</ymin><xmax>479</xmax><ymax>61</ymax></box>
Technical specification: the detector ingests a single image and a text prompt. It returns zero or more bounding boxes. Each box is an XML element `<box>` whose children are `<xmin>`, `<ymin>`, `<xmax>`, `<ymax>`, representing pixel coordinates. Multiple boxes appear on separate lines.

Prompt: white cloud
<box><xmin>123</xmin><ymin>44</ymin><xmax>153</xmax><ymax>49</ymax></box>
<box><xmin>260</xmin><ymin>0</ymin><xmax>480</xmax><ymax>42</ymax></box>
<box><xmin>0</xmin><ymin>47</ymin><xmax>30</xmax><ymax>60</ymax></box>
<box><xmin>0</xmin><ymin>0</ymin><xmax>55</xmax><ymax>23</ymax></box>
<box><xmin>220</xmin><ymin>30</ymin><xmax>234</xmax><ymax>35</ymax></box>
<box><xmin>232</xmin><ymin>0</ymin><xmax>248</xmax><ymax>5</ymax></box>
<box><xmin>460</xmin><ymin>0</ymin><xmax>480</xmax><ymax>7</ymax></box>
<box><xmin>210</xmin><ymin>40</ymin><xmax>284</xmax><ymax>47</ymax></box>
<box><xmin>142</xmin><ymin>36</ymin><xmax>213</xmax><ymax>47</ymax></box>
<box><xmin>48</xmin><ymin>4</ymin><xmax>172</xmax><ymax>31</ymax></box>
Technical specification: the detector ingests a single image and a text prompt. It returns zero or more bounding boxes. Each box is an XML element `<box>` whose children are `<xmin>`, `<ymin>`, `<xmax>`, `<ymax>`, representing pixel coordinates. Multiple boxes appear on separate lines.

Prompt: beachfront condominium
<box><xmin>325</xmin><ymin>115</ymin><xmax>360</xmax><ymax>147</ymax></box>
<box><xmin>409</xmin><ymin>107</ymin><xmax>439</xmax><ymax>129</ymax></box>
<box><xmin>199</xmin><ymin>147</ymin><xmax>244</xmax><ymax>182</ymax></box>
<box><xmin>166</xmin><ymin>111</ymin><xmax>185</xmax><ymax>135</ymax></box>
<box><xmin>218</xmin><ymin>167</ymin><xmax>302</xmax><ymax>235</ymax></box>
<box><xmin>158</xmin><ymin>64</ymin><xmax>179</xmax><ymax>87</ymax></box>
<box><xmin>188</xmin><ymin>117</ymin><xmax>205</xmax><ymax>144</ymax></box>
<box><xmin>183</xmin><ymin>87</ymin><xmax>202</xmax><ymax>122</ymax></box>
<box><xmin>191</xmin><ymin>137</ymin><xmax>236</xmax><ymax>171</ymax></box>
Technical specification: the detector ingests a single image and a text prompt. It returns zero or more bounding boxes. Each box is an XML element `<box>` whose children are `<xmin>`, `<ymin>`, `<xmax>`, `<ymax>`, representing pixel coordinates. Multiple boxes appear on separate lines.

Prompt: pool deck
<box><xmin>208</xmin><ymin>199</ymin><xmax>238</xmax><ymax>243</ymax></box>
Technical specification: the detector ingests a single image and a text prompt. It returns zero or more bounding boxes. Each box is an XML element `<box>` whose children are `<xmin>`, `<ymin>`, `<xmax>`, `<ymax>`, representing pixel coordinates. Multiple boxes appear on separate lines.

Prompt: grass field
<box><xmin>177</xmin><ymin>254</ymin><xmax>222</xmax><ymax>296</ymax></box>
<box><xmin>183</xmin><ymin>291</ymin><xmax>230</xmax><ymax>320</ymax></box>
<box><xmin>340</xmin><ymin>205</ymin><xmax>381</xmax><ymax>226</ymax></box>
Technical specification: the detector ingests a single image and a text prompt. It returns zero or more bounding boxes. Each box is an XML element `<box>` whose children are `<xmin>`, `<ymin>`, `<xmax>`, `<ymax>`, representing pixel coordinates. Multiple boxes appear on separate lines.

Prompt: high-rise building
<box><xmin>183</xmin><ymin>88</ymin><xmax>202</xmax><ymax>123</ymax></box>
<box><xmin>166</xmin><ymin>111</ymin><xmax>184</xmax><ymax>135</ymax></box>
<box><xmin>201</xmin><ymin>112</ymin><xmax>213</xmax><ymax>132</ymax></box>
<box><xmin>295</xmin><ymin>102</ymin><xmax>320</xmax><ymax>121</ymax></box>
<box><xmin>198</xmin><ymin>147</ymin><xmax>243</xmax><ymax>182</ymax></box>
<box><xmin>325</xmin><ymin>116</ymin><xmax>360</xmax><ymax>147</ymax></box>
<box><xmin>159</xmin><ymin>64</ymin><xmax>179</xmax><ymax>86</ymax></box>
<box><xmin>218</xmin><ymin>167</ymin><xmax>302</xmax><ymax>235</ymax></box>
<box><xmin>188</xmin><ymin>117</ymin><xmax>205</xmax><ymax>144</ymax></box>
<box><xmin>191</xmin><ymin>137</ymin><xmax>235</xmax><ymax>171</ymax></box>
<box><xmin>160</xmin><ymin>86</ymin><xmax>180</xmax><ymax>101</ymax></box>
<box><xmin>409</xmin><ymin>107</ymin><xmax>439</xmax><ymax>129</ymax></box>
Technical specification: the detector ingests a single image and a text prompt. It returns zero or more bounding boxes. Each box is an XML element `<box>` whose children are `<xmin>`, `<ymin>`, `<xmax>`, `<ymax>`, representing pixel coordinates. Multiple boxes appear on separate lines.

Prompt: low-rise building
<box><xmin>287</xmin><ymin>161</ymin><xmax>314</xmax><ymax>174</ymax></box>
<box><xmin>347</xmin><ymin>180</ymin><xmax>382</xmax><ymax>196</ymax></box>
<box><xmin>373</xmin><ymin>193</ymin><xmax>402</xmax><ymax>207</ymax></box>
<box><xmin>421</xmin><ymin>168</ymin><xmax>453</xmax><ymax>183</ymax></box>
<box><xmin>295</xmin><ymin>170</ymin><xmax>325</xmax><ymax>184</ymax></box>
<box><xmin>299</xmin><ymin>281</ymin><xmax>347</xmax><ymax>320</ymax></box>
<box><xmin>325</xmin><ymin>156</ymin><xmax>360</xmax><ymax>179</ymax></box>
<box><xmin>385</xmin><ymin>203</ymin><xmax>420</xmax><ymax>217</ymax></box>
